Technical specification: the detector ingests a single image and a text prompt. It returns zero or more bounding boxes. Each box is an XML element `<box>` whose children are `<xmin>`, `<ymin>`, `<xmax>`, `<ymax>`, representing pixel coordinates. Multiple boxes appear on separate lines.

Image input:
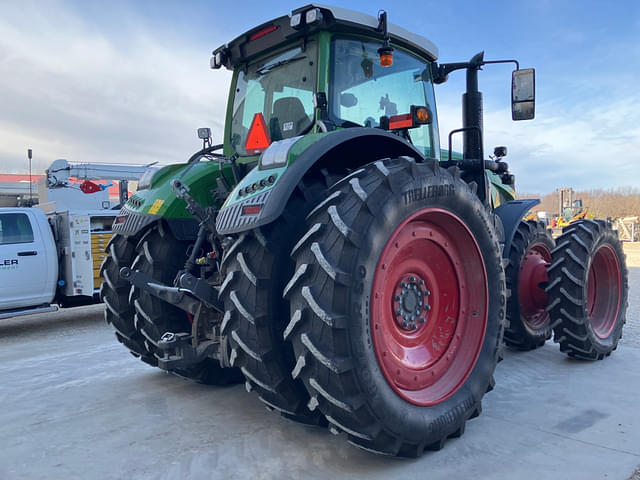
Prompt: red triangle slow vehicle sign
<box><xmin>245</xmin><ymin>113</ymin><xmax>271</xmax><ymax>154</ymax></box>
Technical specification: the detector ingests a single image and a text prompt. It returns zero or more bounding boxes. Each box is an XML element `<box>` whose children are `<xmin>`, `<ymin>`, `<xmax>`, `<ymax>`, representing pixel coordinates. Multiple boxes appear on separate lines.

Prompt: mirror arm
<box><xmin>433</xmin><ymin>56</ymin><xmax>522</xmax><ymax>85</ymax></box>
<box><xmin>432</xmin><ymin>61</ymin><xmax>469</xmax><ymax>84</ymax></box>
<box><xmin>482</xmin><ymin>59</ymin><xmax>520</xmax><ymax>70</ymax></box>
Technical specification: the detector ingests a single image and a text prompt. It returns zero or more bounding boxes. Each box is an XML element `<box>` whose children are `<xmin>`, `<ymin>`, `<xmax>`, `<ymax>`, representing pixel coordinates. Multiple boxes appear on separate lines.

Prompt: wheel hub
<box><xmin>370</xmin><ymin>208</ymin><xmax>488</xmax><ymax>406</ymax></box>
<box><xmin>393</xmin><ymin>274</ymin><xmax>431</xmax><ymax>331</ymax></box>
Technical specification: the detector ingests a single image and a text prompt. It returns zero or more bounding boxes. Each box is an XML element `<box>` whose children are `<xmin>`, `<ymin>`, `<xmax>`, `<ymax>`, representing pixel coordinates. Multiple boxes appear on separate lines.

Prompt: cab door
<box><xmin>0</xmin><ymin>211</ymin><xmax>51</xmax><ymax>310</ymax></box>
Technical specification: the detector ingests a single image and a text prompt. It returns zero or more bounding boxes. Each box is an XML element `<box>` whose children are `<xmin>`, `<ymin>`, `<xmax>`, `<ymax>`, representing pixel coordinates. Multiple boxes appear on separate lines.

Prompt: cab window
<box><xmin>330</xmin><ymin>37</ymin><xmax>440</xmax><ymax>158</ymax></box>
<box><xmin>230</xmin><ymin>41</ymin><xmax>318</xmax><ymax>156</ymax></box>
<box><xmin>0</xmin><ymin>213</ymin><xmax>34</xmax><ymax>245</ymax></box>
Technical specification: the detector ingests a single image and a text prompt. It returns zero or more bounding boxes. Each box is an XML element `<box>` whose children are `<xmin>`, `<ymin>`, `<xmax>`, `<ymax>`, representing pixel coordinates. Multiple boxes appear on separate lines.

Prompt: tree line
<box><xmin>520</xmin><ymin>187</ymin><xmax>640</xmax><ymax>219</ymax></box>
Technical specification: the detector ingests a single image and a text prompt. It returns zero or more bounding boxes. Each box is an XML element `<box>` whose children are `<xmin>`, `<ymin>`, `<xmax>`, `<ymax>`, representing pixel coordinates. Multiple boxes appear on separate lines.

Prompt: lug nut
<box><xmin>396</xmin><ymin>310</ymin><xmax>402</xmax><ymax>316</ymax></box>
<box><xmin>424</xmin><ymin>289</ymin><xmax>431</xmax><ymax>296</ymax></box>
<box><xmin>395</xmin><ymin>295</ymin><xmax>401</xmax><ymax>301</ymax></box>
<box><xmin>425</xmin><ymin>305</ymin><xmax>431</xmax><ymax>311</ymax></box>
<box><xmin>418</xmin><ymin>279</ymin><xmax>424</xmax><ymax>285</ymax></box>
<box><xmin>401</xmin><ymin>282</ymin><xmax>407</xmax><ymax>288</ymax></box>
<box><xmin>402</xmin><ymin>321</ymin><xmax>408</xmax><ymax>328</ymax></box>
<box><xmin>419</xmin><ymin>317</ymin><xmax>425</xmax><ymax>324</ymax></box>
<box><xmin>409</xmin><ymin>276</ymin><xmax>416</xmax><ymax>282</ymax></box>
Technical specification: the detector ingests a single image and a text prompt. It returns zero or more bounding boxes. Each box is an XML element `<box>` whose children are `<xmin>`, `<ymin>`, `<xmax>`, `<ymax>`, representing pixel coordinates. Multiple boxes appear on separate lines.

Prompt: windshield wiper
<box><xmin>256</xmin><ymin>56</ymin><xmax>306</xmax><ymax>75</ymax></box>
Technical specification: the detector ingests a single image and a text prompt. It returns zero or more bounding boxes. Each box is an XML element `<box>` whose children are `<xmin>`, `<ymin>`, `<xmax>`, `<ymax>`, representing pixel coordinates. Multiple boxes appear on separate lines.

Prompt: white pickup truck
<box><xmin>0</xmin><ymin>159</ymin><xmax>152</xmax><ymax>319</ymax></box>
<box><xmin>0</xmin><ymin>207</ymin><xmax>115</xmax><ymax>319</ymax></box>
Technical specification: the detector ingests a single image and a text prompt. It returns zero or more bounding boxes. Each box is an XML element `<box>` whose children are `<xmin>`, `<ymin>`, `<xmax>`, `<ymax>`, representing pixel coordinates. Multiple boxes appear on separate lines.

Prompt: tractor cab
<box><xmin>213</xmin><ymin>5</ymin><xmax>441</xmax><ymax>160</ymax></box>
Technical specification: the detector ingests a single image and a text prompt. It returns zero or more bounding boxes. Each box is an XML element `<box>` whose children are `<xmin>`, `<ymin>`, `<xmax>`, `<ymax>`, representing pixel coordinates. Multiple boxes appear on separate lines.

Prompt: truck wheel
<box><xmin>101</xmin><ymin>234</ymin><xmax>156</xmax><ymax>366</ymax></box>
<box><xmin>286</xmin><ymin>158</ymin><xmax>506</xmax><ymax>456</ymax></box>
<box><xmin>131</xmin><ymin>222</ymin><xmax>242</xmax><ymax>385</ymax></box>
<box><xmin>547</xmin><ymin>219</ymin><xmax>628</xmax><ymax>360</ymax></box>
<box><xmin>503</xmin><ymin>220</ymin><xmax>555</xmax><ymax>350</ymax></box>
<box><xmin>220</xmin><ymin>182</ymin><xmax>327</xmax><ymax>425</ymax></box>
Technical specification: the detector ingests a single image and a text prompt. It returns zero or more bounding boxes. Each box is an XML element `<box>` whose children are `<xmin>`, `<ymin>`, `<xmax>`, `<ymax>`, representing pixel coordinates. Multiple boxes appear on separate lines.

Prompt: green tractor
<box><xmin>101</xmin><ymin>5</ymin><xmax>629</xmax><ymax>456</ymax></box>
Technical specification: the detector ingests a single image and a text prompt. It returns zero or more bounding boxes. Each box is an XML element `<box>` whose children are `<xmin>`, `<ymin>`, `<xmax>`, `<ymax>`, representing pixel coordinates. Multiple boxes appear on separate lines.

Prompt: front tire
<box><xmin>286</xmin><ymin>158</ymin><xmax>506</xmax><ymax>456</ymax></box>
<box><xmin>547</xmin><ymin>219</ymin><xmax>628</xmax><ymax>359</ymax></box>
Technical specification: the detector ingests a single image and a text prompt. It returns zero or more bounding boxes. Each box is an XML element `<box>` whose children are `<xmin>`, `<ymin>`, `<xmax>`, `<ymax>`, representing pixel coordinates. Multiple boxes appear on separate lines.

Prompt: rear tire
<box><xmin>219</xmin><ymin>182</ymin><xmax>328</xmax><ymax>424</ymax></box>
<box><xmin>504</xmin><ymin>220</ymin><xmax>554</xmax><ymax>350</ymax></box>
<box><xmin>131</xmin><ymin>222</ymin><xmax>242</xmax><ymax>385</ymax></box>
<box><xmin>101</xmin><ymin>234</ymin><xmax>156</xmax><ymax>366</ymax></box>
<box><xmin>547</xmin><ymin>219</ymin><xmax>628</xmax><ymax>359</ymax></box>
<box><xmin>286</xmin><ymin>158</ymin><xmax>506</xmax><ymax>456</ymax></box>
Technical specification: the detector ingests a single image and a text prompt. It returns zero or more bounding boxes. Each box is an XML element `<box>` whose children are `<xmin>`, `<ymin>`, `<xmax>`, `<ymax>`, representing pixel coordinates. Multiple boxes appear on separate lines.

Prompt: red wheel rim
<box><xmin>370</xmin><ymin>209</ymin><xmax>488</xmax><ymax>406</ymax></box>
<box><xmin>587</xmin><ymin>244</ymin><xmax>621</xmax><ymax>338</ymax></box>
<box><xmin>518</xmin><ymin>242</ymin><xmax>551</xmax><ymax>330</ymax></box>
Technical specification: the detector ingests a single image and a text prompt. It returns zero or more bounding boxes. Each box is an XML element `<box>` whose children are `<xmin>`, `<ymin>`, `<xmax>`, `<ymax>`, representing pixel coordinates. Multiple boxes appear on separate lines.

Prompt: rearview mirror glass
<box><xmin>512</xmin><ymin>68</ymin><xmax>535</xmax><ymax>120</ymax></box>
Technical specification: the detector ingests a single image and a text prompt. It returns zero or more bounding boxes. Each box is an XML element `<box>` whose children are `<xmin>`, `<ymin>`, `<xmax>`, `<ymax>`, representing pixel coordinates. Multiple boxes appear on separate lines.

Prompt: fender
<box><xmin>494</xmin><ymin>198</ymin><xmax>541</xmax><ymax>258</ymax></box>
<box><xmin>216</xmin><ymin>128</ymin><xmax>424</xmax><ymax>235</ymax></box>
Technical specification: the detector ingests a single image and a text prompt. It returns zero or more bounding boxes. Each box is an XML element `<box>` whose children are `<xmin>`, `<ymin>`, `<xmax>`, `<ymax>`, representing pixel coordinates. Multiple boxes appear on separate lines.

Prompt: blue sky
<box><xmin>0</xmin><ymin>0</ymin><xmax>638</xmax><ymax>193</ymax></box>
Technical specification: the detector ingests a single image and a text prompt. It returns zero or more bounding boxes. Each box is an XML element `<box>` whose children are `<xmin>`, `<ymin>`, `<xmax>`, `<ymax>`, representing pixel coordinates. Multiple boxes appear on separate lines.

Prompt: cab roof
<box><xmin>212</xmin><ymin>4</ymin><xmax>439</xmax><ymax>70</ymax></box>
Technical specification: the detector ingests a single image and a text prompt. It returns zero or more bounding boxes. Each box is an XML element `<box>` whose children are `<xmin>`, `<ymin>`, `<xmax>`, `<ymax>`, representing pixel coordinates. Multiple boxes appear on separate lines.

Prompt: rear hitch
<box><xmin>156</xmin><ymin>332</ymin><xmax>217</xmax><ymax>370</ymax></box>
<box><xmin>119</xmin><ymin>267</ymin><xmax>224</xmax><ymax>314</ymax></box>
<box><xmin>119</xmin><ymin>267</ymin><xmax>201</xmax><ymax>314</ymax></box>
<box><xmin>178</xmin><ymin>272</ymin><xmax>224</xmax><ymax>312</ymax></box>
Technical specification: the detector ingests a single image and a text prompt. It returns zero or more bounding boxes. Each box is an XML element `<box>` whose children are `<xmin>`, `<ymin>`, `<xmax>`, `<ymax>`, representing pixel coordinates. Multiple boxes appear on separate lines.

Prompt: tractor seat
<box><xmin>271</xmin><ymin>96</ymin><xmax>312</xmax><ymax>141</ymax></box>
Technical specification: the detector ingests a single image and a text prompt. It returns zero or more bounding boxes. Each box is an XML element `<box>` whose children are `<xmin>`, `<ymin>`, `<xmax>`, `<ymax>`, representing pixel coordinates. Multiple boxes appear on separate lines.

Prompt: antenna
<box><xmin>27</xmin><ymin>148</ymin><xmax>33</xmax><ymax>205</ymax></box>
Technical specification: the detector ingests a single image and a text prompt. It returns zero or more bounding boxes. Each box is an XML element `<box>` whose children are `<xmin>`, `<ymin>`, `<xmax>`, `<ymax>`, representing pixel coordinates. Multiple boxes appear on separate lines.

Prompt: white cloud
<box><xmin>437</xmin><ymin>93</ymin><xmax>640</xmax><ymax>194</ymax></box>
<box><xmin>1</xmin><ymin>2</ymin><xmax>637</xmax><ymax>197</ymax></box>
<box><xmin>0</xmin><ymin>2</ymin><xmax>231</xmax><ymax>174</ymax></box>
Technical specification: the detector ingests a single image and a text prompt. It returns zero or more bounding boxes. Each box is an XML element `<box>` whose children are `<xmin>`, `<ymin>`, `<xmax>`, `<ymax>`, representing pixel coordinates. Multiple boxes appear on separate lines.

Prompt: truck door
<box><xmin>0</xmin><ymin>212</ymin><xmax>50</xmax><ymax>310</ymax></box>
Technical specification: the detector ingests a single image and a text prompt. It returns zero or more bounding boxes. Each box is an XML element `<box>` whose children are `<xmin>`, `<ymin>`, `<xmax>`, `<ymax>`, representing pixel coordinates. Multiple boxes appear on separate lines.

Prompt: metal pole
<box><xmin>27</xmin><ymin>149</ymin><xmax>33</xmax><ymax>205</ymax></box>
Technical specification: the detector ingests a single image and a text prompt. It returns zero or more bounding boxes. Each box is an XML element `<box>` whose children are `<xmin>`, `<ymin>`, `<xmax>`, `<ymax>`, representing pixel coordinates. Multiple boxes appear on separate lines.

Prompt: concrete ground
<box><xmin>1</xmin><ymin>269</ymin><xmax>639</xmax><ymax>480</ymax></box>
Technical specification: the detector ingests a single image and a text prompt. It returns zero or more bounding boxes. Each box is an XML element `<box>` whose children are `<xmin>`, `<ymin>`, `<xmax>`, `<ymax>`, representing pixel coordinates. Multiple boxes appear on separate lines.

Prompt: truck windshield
<box><xmin>330</xmin><ymin>37</ymin><xmax>440</xmax><ymax>158</ymax></box>
<box><xmin>230</xmin><ymin>42</ymin><xmax>318</xmax><ymax>156</ymax></box>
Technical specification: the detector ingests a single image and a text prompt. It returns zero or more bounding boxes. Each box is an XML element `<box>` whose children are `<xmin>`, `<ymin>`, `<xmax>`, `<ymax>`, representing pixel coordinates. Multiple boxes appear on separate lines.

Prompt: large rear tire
<box><xmin>286</xmin><ymin>158</ymin><xmax>506</xmax><ymax>456</ymax></box>
<box><xmin>504</xmin><ymin>220</ymin><xmax>555</xmax><ymax>350</ymax></box>
<box><xmin>219</xmin><ymin>182</ymin><xmax>327</xmax><ymax>424</ymax></box>
<box><xmin>547</xmin><ymin>219</ymin><xmax>628</xmax><ymax>359</ymax></box>
<box><xmin>100</xmin><ymin>234</ymin><xmax>156</xmax><ymax>366</ymax></box>
<box><xmin>131</xmin><ymin>222</ymin><xmax>242</xmax><ymax>385</ymax></box>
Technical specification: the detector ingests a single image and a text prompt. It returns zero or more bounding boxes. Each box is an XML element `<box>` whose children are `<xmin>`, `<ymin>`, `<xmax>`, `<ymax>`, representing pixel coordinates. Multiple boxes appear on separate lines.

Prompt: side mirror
<box><xmin>512</xmin><ymin>68</ymin><xmax>535</xmax><ymax>121</ymax></box>
<box><xmin>340</xmin><ymin>93</ymin><xmax>358</xmax><ymax>108</ymax></box>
